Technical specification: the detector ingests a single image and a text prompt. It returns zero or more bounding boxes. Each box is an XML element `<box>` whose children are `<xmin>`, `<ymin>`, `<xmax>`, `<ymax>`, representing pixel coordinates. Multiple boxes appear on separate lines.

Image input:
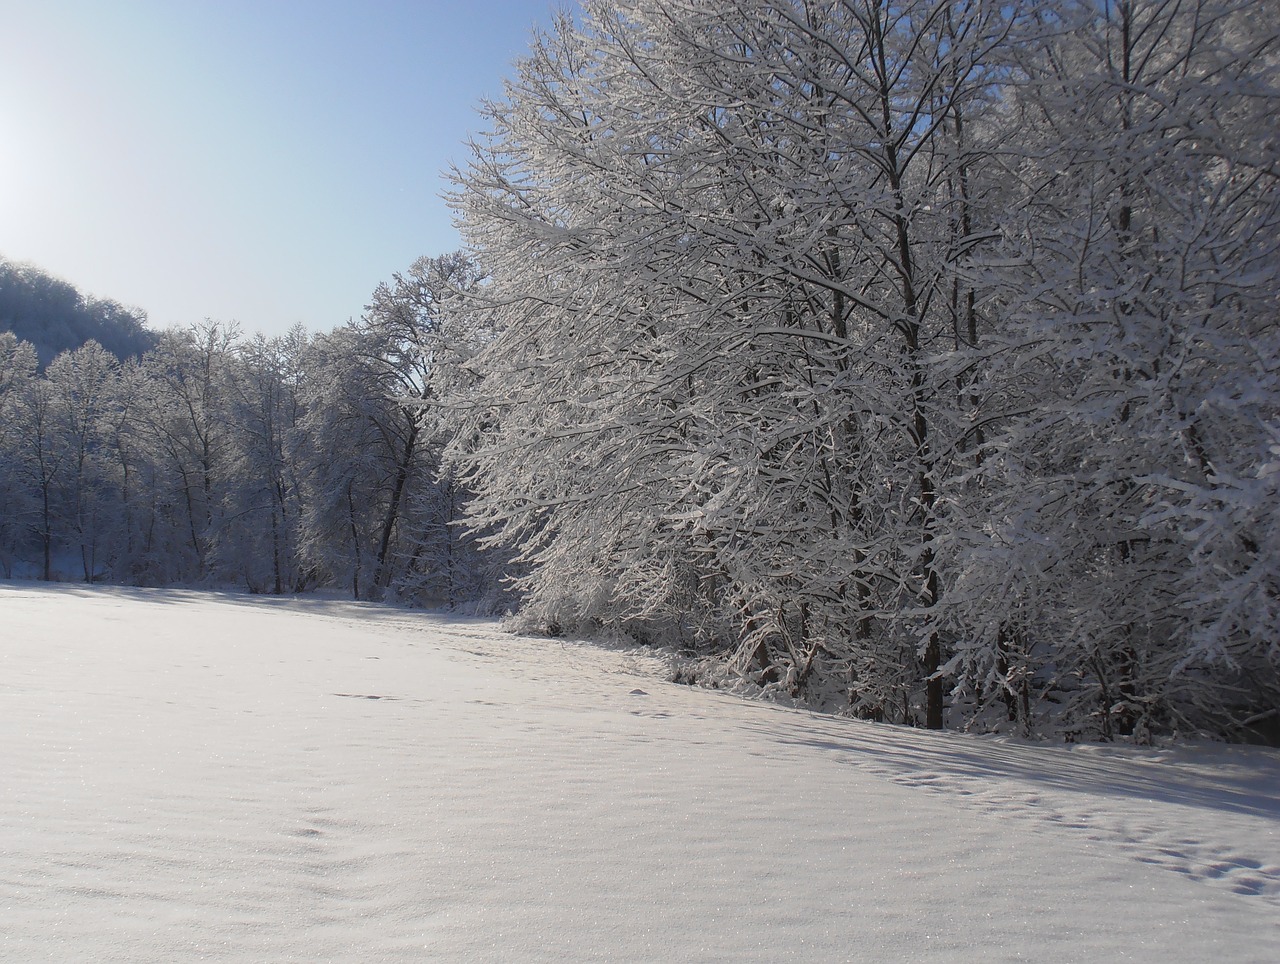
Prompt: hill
<box><xmin>0</xmin><ymin>258</ymin><xmax>156</xmax><ymax>367</ymax></box>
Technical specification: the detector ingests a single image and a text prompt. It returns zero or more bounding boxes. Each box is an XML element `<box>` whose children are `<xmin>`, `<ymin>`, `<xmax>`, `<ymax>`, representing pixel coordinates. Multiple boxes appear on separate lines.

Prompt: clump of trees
<box><xmin>0</xmin><ymin>254</ymin><xmax>500</xmax><ymax>610</ymax></box>
<box><xmin>443</xmin><ymin>0</ymin><xmax>1280</xmax><ymax>741</ymax></box>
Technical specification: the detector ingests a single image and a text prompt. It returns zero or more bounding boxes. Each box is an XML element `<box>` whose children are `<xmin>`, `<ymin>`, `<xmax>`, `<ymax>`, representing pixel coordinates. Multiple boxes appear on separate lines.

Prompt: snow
<box><xmin>1</xmin><ymin>582</ymin><xmax>1277</xmax><ymax>962</ymax></box>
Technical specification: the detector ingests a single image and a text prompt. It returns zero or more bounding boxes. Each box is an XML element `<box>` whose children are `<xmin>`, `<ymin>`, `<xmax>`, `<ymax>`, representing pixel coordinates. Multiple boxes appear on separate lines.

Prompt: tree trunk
<box><xmin>373</xmin><ymin>421</ymin><xmax>418</xmax><ymax>594</ymax></box>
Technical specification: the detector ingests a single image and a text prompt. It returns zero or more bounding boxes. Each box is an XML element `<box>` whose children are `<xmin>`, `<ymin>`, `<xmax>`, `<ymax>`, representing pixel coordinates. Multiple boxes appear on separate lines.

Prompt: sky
<box><xmin>0</xmin><ymin>0</ymin><xmax>578</xmax><ymax>337</ymax></box>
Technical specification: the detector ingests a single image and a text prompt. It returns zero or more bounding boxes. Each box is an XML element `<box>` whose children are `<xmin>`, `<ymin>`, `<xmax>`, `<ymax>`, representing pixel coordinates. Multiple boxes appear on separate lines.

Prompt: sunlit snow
<box><xmin>2</xmin><ymin>583</ymin><xmax>1277</xmax><ymax>961</ymax></box>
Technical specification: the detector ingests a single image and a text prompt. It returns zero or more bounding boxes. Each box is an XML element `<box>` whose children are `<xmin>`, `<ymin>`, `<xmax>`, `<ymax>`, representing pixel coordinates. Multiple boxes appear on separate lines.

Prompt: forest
<box><xmin>2</xmin><ymin>0</ymin><xmax>1277</xmax><ymax>744</ymax></box>
<box><xmin>0</xmin><ymin>253</ymin><xmax>492</xmax><ymax>608</ymax></box>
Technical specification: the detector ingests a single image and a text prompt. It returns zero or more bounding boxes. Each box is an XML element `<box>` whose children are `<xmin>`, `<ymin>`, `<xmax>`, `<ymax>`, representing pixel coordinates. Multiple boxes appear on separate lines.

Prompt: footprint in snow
<box><xmin>333</xmin><ymin>693</ymin><xmax>398</xmax><ymax>701</ymax></box>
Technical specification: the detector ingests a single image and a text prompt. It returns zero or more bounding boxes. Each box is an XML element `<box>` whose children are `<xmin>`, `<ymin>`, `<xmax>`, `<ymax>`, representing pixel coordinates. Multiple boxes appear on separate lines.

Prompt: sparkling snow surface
<box><xmin>2</xmin><ymin>583</ymin><xmax>1277</xmax><ymax>962</ymax></box>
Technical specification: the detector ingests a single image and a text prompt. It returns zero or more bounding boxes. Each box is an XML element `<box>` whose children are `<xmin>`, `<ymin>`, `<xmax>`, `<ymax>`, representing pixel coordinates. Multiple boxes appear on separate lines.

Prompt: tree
<box><xmin>305</xmin><ymin>252</ymin><xmax>490</xmax><ymax>603</ymax></box>
<box><xmin>0</xmin><ymin>333</ymin><xmax>40</xmax><ymax>576</ymax></box>
<box><xmin>134</xmin><ymin>322</ymin><xmax>239</xmax><ymax>582</ymax></box>
<box><xmin>43</xmin><ymin>341</ymin><xmax>122</xmax><ymax>581</ymax></box>
<box><xmin>224</xmin><ymin>328</ymin><xmax>311</xmax><ymax>593</ymax></box>
<box><xmin>8</xmin><ymin>366</ymin><xmax>66</xmax><ymax>580</ymax></box>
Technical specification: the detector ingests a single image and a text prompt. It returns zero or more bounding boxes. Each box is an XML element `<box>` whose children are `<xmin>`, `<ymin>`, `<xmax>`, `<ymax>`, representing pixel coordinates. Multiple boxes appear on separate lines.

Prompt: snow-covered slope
<box><xmin>2</xmin><ymin>583</ymin><xmax>1277</xmax><ymax>962</ymax></box>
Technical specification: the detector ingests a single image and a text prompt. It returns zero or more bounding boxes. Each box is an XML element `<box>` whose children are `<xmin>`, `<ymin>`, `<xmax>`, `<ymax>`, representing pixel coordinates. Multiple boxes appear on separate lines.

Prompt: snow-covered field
<box><xmin>1</xmin><ymin>583</ymin><xmax>1277</xmax><ymax>962</ymax></box>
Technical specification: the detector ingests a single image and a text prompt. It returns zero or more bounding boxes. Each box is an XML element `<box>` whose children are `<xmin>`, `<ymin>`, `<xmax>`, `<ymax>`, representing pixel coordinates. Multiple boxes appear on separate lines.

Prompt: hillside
<box><xmin>0</xmin><ymin>258</ymin><xmax>156</xmax><ymax>367</ymax></box>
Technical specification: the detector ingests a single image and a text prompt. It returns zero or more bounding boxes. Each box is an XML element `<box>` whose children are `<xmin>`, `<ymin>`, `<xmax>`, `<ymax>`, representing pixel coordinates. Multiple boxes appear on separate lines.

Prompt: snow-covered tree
<box><xmin>132</xmin><ymin>322</ymin><xmax>240</xmax><ymax>582</ymax></box>
<box><xmin>934</xmin><ymin>0</ymin><xmax>1280</xmax><ymax>738</ymax></box>
<box><xmin>0</xmin><ymin>333</ymin><xmax>41</xmax><ymax>576</ymax></box>
<box><xmin>222</xmin><ymin>328</ymin><xmax>311</xmax><ymax>593</ymax></box>
<box><xmin>42</xmin><ymin>341</ymin><xmax>123</xmax><ymax>581</ymax></box>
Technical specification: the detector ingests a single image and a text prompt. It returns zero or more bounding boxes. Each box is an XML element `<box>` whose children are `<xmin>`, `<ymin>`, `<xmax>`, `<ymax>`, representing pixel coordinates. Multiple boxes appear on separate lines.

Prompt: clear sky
<box><xmin>0</xmin><ymin>0</ymin><xmax>577</xmax><ymax>337</ymax></box>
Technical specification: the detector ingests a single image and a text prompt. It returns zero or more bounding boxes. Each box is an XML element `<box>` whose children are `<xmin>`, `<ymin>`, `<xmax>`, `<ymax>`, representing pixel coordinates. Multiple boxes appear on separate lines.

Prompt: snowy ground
<box><xmin>1</xmin><ymin>583</ymin><xmax>1277</xmax><ymax>962</ymax></box>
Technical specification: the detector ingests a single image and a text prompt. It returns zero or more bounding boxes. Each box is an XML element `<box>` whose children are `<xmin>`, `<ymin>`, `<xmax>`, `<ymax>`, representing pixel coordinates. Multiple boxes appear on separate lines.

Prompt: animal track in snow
<box><xmin>848</xmin><ymin>744</ymin><xmax>1280</xmax><ymax>907</ymax></box>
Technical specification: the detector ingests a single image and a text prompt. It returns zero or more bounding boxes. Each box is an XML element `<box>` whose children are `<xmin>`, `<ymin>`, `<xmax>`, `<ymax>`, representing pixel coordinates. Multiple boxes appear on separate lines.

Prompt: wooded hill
<box><xmin>0</xmin><ymin>259</ymin><xmax>155</xmax><ymax>367</ymax></box>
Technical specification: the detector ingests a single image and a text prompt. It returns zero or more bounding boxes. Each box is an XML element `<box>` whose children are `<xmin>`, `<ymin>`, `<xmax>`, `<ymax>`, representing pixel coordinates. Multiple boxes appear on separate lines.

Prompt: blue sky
<box><xmin>0</xmin><ymin>0</ymin><xmax>577</xmax><ymax>336</ymax></box>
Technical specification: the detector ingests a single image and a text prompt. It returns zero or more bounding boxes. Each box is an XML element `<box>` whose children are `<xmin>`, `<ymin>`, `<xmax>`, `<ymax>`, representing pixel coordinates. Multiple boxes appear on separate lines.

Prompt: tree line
<box><xmin>440</xmin><ymin>0</ymin><xmax>1280</xmax><ymax>741</ymax></box>
<box><xmin>0</xmin><ymin>253</ymin><xmax>500</xmax><ymax>609</ymax></box>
